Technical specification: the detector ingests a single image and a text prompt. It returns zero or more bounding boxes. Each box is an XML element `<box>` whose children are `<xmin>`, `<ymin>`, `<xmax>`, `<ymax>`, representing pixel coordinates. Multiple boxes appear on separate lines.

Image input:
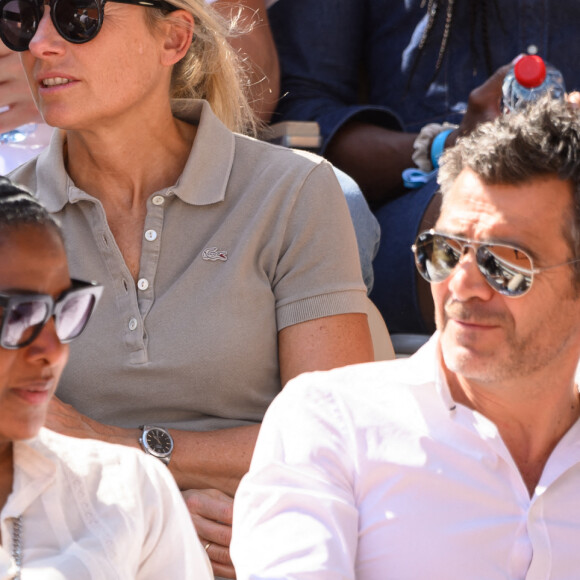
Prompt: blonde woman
<box><xmin>4</xmin><ymin>0</ymin><xmax>374</xmax><ymax>575</ymax></box>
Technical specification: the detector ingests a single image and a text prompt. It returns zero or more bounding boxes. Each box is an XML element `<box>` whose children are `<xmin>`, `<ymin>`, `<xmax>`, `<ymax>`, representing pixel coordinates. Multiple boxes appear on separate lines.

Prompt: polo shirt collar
<box><xmin>35</xmin><ymin>99</ymin><xmax>235</xmax><ymax>212</ymax></box>
<box><xmin>35</xmin><ymin>128</ymin><xmax>71</xmax><ymax>213</ymax></box>
<box><xmin>171</xmin><ymin>99</ymin><xmax>235</xmax><ymax>206</ymax></box>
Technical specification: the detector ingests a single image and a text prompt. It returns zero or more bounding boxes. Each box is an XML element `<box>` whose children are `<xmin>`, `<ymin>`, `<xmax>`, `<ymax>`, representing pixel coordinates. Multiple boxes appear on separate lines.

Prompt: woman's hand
<box><xmin>183</xmin><ymin>488</ymin><xmax>236</xmax><ymax>579</ymax></box>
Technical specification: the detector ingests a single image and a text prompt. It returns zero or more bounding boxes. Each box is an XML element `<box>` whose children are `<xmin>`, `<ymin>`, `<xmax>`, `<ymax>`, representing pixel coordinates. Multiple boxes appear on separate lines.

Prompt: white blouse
<box><xmin>0</xmin><ymin>429</ymin><xmax>212</xmax><ymax>580</ymax></box>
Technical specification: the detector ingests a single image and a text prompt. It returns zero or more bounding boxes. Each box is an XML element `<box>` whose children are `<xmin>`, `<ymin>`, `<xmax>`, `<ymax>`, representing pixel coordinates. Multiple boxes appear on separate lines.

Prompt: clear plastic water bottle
<box><xmin>502</xmin><ymin>54</ymin><xmax>566</xmax><ymax>113</ymax></box>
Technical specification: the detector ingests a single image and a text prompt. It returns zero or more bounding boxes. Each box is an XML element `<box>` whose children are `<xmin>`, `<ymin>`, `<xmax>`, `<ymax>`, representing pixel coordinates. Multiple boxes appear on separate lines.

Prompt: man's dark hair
<box><xmin>438</xmin><ymin>97</ymin><xmax>580</xmax><ymax>279</ymax></box>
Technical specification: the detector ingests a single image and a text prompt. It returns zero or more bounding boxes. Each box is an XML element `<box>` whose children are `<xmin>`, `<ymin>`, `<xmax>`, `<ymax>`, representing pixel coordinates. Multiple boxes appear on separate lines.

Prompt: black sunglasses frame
<box><xmin>0</xmin><ymin>0</ymin><xmax>177</xmax><ymax>52</ymax></box>
<box><xmin>412</xmin><ymin>229</ymin><xmax>580</xmax><ymax>298</ymax></box>
<box><xmin>0</xmin><ymin>278</ymin><xmax>103</xmax><ymax>349</ymax></box>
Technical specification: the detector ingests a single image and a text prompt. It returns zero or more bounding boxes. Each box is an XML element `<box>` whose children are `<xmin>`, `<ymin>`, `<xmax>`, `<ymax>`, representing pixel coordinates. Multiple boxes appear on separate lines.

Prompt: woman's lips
<box><xmin>11</xmin><ymin>380</ymin><xmax>54</xmax><ymax>404</ymax></box>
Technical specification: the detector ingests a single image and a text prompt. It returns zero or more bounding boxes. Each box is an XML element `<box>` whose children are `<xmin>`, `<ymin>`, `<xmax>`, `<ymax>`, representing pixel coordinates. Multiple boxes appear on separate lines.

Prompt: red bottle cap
<box><xmin>514</xmin><ymin>55</ymin><xmax>547</xmax><ymax>88</ymax></box>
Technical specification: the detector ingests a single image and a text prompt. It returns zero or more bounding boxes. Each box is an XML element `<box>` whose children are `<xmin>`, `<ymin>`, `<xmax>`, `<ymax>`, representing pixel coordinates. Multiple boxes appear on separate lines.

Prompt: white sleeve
<box><xmin>135</xmin><ymin>454</ymin><xmax>214</xmax><ymax>579</ymax></box>
<box><xmin>231</xmin><ymin>373</ymin><xmax>359</xmax><ymax>579</ymax></box>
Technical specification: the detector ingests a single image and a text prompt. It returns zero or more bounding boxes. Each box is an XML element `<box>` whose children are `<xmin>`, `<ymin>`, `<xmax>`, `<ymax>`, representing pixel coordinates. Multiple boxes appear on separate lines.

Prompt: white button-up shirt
<box><xmin>0</xmin><ymin>429</ymin><xmax>212</xmax><ymax>580</ymax></box>
<box><xmin>232</xmin><ymin>335</ymin><xmax>580</xmax><ymax>579</ymax></box>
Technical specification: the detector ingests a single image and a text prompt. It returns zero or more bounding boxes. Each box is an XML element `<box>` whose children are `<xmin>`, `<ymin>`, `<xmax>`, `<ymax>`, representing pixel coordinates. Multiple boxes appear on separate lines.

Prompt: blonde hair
<box><xmin>148</xmin><ymin>0</ymin><xmax>258</xmax><ymax>137</ymax></box>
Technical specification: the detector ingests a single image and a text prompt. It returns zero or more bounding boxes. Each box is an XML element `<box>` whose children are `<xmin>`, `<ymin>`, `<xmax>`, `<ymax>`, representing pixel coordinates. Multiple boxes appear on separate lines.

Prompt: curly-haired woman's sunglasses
<box><xmin>0</xmin><ymin>279</ymin><xmax>103</xmax><ymax>349</ymax></box>
<box><xmin>412</xmin><ymin>229</ymin><xmax>580</xmax><ymax>297</ymax></box>
<box><xmin>0</xmin><ymin>0</ymin><xmax>177</xmax><ymax>52</ymax></box>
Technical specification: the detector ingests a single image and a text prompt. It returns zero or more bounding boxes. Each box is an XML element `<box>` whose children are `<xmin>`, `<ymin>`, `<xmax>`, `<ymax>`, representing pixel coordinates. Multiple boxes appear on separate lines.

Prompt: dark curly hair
<box><xmin>438</xmin><ymin>97</ymin><xmax>580</xmax><ymax>281</ymax></box>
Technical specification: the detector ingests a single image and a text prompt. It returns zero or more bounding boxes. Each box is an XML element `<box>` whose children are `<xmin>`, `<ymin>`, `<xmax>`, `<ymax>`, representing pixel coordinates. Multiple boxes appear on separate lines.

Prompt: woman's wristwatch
<box><xmin>138</xmin><ymin>425</ymin><xmax>174</xmax><ymax>465</ymax></box>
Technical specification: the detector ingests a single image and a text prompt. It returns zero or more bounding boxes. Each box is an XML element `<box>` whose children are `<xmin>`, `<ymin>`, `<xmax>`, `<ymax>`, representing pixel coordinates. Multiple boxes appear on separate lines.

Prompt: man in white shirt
<box><xmin>231</xmin><ymin>96</ymin><xmax>580</xmax><ymax>580</ymax></box>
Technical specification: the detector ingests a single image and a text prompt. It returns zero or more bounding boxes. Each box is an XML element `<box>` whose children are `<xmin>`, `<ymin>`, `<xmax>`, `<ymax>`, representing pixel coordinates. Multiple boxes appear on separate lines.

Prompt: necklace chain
<box><xmin>9</xmin><ymin>515</ymin><xmax>22</xmax><ymax>580</ymax></box>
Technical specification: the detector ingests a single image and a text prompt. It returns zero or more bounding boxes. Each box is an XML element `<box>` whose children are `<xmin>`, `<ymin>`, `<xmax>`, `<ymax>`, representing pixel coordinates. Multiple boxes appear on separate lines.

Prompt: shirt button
<box><xmin>128</xmin><ymin>317</ymin><xmax>138</xmax><ymax>331</ymax></box>
<box><xmin>145</xmin><ymin>229</ymin><xmax>157</xmax><ymax>241</ymax></box>
<box><xmin>137</xmin><ymin>278</ymin><xmax>149</xmax><ymax>291</ymax></box>
<box><xmin>527</xmin><ymin>44</ymin><xmax>538</xmax><ymax>55</ymax></box>
<box><xmin>152</xmin><ymin>195</ymin><xmax>164</xmax><ymax>206</ymax></box>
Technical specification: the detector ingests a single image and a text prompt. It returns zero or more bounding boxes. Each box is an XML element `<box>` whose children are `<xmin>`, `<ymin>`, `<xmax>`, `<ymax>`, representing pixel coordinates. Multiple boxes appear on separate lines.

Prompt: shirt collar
<box><xmin>35</xmin><ymin>99</ymin><xmax>235</xmax><ymax>212</ymax></box>
<box><xmin>3</xmin><ymin>430</ymin><xmax>56</xmax><ymax>520</ymax></box>
<box><xmin>35</xmin><ymin>128</ymin><xmax>70</xmax><ymax>213</ymax></box>
<box><xmin>406</xmin><ymin>332</ymin><xmax>460</xmax><ymax>414</ymax></box>
<box><xmin>170</xmin><ymin>99</ymin><xmax>235</xmax><ymax>206</ymax></box>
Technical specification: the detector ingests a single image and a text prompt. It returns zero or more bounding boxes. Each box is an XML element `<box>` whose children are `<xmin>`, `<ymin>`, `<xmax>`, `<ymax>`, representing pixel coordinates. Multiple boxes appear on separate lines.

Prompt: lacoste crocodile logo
<box><xmin>202</xmin><ymin>247</ymin><xmax>228</xmax><ymax>262</ymax></box>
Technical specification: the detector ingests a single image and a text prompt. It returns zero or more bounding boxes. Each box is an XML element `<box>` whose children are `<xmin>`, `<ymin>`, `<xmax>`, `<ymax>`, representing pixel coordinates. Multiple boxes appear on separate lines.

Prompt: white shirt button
<box><xmin>128</xmin><ymin>317</ymin><xmax>138</xmax><ymax>331</ymax></box>
<box><xmin>527</xmin><ymin>44</ymin><xmax>538</xmax><ymax>55</ymax></box>
<box><xmin>152</xmin><ymin>195</ymin><xmax>164</xmax><ymax>206</ymax></box>
<box><xmin>137</xmin><ymin>278</ymin><xmax>149</xmax><ymax>291</ymax></box>
<box><xmin>145</xmin><ymin>229</ymin><xmax>157</xmax><ymax>241</ymax></box>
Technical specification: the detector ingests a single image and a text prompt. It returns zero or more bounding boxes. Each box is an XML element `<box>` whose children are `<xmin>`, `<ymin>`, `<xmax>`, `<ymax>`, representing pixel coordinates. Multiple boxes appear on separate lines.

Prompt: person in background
<box><xmin>267</xmin><ymin>0</ymin><xmax>580</xmax><ymax>334</ymax></box>
<box><xmin>3</xmin><ymin>0</ymin><xmax>375</xmax><ymax>576</ymax></box>
<box><xmin>231</xmin><ymin>97</ymin><xmax>580</xmax><ymax>579</ymax></box>
<box><xmin>0</xmin><ymin>177</ymin><xmax>212</xmax><ymax>579</ymax></box>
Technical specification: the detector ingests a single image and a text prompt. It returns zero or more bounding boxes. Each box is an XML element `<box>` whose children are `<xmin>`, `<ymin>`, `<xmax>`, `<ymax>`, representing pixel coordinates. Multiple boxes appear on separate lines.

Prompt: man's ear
<box><xmin>160</xmin><ymin>10</ymin><xmax>195</xmax><ymax>66</ymax></box>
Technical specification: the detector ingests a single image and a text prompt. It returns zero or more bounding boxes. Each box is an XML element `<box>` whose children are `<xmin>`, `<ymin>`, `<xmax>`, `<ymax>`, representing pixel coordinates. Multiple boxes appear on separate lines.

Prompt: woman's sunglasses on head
<box><xmin>0</xmin><ymin>279</ymin><xmax>103</xmax><ymax>349</ymax></box>
<box><xmin>0</xmin><ymin>0</ymin><xmax>177</xmax><ymax>52</ymax></box>
<box><xmin>412</xmin><ymin>229</ymin><xmax>580</xmax><ymax>297</ymax></box>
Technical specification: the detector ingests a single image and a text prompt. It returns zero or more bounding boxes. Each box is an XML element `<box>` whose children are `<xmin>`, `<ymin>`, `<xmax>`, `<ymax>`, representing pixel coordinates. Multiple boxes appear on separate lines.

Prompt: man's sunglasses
<box><xmin>0</xmin><ymin>0</ymin><xmax>177</xmax><ymax>52</ymax></box>
<box><xmin>412</xmin><ymin>229</ymin><xmax>580</xmax><ymax>298</ymax></box>
<box><xmin>0</xmin><ymin>279</ymin><xmax>103</xmax><ymax>349</ymax></box>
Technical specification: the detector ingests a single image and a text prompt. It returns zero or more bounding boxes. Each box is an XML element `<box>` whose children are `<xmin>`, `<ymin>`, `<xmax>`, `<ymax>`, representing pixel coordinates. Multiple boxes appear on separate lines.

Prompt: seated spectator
<box><xmin>2</xmin><ymin>0</ymin><xmax>375</xmax><ymax>576</ymax></box>
<box><xmin>267</xmin><ymin>0</ymin><xmax>580</xmax><ymax>334</ymax></box>
<box><xmin>0</xmin><ymin>0</ymin><xmax>379</xmax><ymax>293</ymax></box>
<box><xmin>231</xmin><ymin>98</ymin><xmax>580</xmax><ymax>578</ymax></box>
<box><xmin>0</xmin><ymin>177</ymin><xmax>211</xmax><ymax>579</ymax></box>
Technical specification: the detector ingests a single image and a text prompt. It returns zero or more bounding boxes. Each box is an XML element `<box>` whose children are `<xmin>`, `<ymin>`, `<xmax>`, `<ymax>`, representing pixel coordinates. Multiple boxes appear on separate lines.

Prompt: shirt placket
<box><xmin>87</xmin><ymin>192</ymin><xmax>167</xmax><ymax>364</ymax></box>
<box><xmin>137</xmin><ymin>193</ymin><xmax>167</xmax><ymax>319</ymax></box>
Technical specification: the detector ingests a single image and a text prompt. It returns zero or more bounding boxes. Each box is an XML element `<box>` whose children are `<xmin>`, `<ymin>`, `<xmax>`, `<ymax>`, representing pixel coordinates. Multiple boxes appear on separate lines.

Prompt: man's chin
<box><xmin>440</xmin><ymin>331</ymin><xmax>497</xmax><ymax>377</ymax></box>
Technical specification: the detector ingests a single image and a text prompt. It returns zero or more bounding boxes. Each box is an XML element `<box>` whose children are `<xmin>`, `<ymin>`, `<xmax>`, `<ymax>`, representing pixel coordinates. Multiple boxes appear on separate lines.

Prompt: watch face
<box><xmin>145</xmin><ymin>429</ymin><xmax>172</xmax><ymax>456</ymax></box>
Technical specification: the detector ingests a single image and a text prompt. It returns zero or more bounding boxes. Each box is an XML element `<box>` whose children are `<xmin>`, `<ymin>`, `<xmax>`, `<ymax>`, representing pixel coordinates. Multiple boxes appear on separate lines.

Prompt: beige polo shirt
<box><xmin>9</xmin><ymin>99</ymin><xmax>367</xmax><ymax>431</ymax></box>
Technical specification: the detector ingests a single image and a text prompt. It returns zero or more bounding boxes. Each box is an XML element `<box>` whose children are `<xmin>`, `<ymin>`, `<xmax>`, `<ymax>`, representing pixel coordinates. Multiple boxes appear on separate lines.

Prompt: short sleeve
<box><xmin>272</xmin><ymin>158</ymin><xmax>368</xmax><ymax>329</ymax></box>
